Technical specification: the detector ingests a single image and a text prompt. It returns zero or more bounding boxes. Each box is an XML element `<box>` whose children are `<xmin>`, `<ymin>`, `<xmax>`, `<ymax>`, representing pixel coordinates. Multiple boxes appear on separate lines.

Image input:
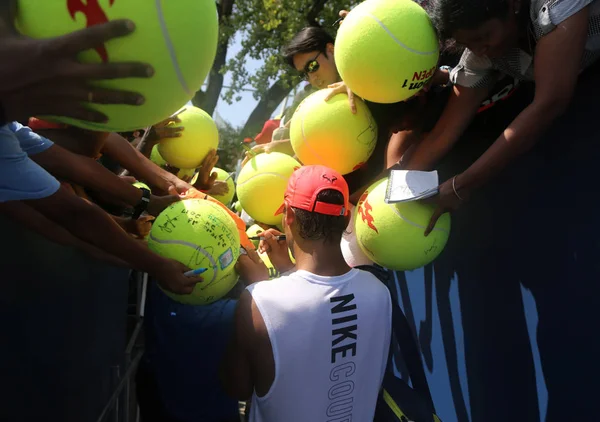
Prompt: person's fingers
<box><xmin>208</xmin><ymin>171</ymin><xmax>218</xmax><ymax>185</ymax></box>
<box><xmin>78</xmin><ymin>86</ymin><xmax>145</xmax><ymax>105</ymax></box>
<box><xmin>324</xmin><ymin>84</ymin><xmax>344</xmax><ymax>101</ymax></box>
<box><xmin>347</xmin><ymin>90</ymin><xmax>357</xmax><ymax>114</ymax></box>
<box><xmin>166</xmin><ymin>185</ymin><xmax>181</xmax><ymax>198</ymax></box>
<box><xmin>424</xmin><ymin>207</ymin><xmax>444</xmax><ymax>237</ymax></box>
<box><xmin>59</xmin><ymin>61</ymin><xmax>154</xmax><ymax>81</ymax></box>
<box><xmin>339</xmin><ymin>10</ymin><xmax>349</xmax><ymax>18</ymax></box>
<box><xmin>47</xmin><ymin>20</ymin><xmax>136</xmax><ymax>58</ymax></box>
<box><xmin>120</xmin><ymin>175</ymin><xmax>137</xmax><ymax>184</ymax></box>
<box><xmin>245</xmin><ymin>247</ymin><xmax>263</xmax><ymax>265</ymax></box>
<box><xmin>24</xmin><ymin>101</ymin><xmax>108</xmax><ymax>123</ymax></box>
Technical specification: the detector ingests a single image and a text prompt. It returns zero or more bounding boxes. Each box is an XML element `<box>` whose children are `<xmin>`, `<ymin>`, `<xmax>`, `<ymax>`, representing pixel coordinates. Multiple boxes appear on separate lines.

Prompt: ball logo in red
<box><xmin>67</xmin><ymin>0</ymin><xmax>115</xmax><ymax>62</ymax></box>
<box><xmin>358</xmin><ymin>191</ymin><xmax>378</xmax><ymax>234</ymax></box>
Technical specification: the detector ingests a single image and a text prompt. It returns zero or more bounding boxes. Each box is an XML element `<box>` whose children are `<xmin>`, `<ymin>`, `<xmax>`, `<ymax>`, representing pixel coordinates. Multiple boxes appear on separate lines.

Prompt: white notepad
<box><xmin>385</xmin><ymin>170</ymin><xmax>439</xmax><ymax>204</ymax></box>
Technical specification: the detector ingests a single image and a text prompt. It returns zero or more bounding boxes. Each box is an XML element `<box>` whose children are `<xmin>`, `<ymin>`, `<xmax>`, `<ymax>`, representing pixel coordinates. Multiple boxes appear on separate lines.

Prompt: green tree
<box><xmin>215</xmin><ymin>120</ymin><xmax>244</xmax><ymax>172</ymax></box>
<box><xmin>193</xmin><ymin>0</ymin><xmax>359</xmax><ymax>138</ymax></box>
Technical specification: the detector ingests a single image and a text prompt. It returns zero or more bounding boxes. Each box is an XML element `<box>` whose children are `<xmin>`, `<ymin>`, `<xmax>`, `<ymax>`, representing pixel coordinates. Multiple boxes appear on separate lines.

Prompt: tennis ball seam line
<box><xmin>154</xmin><ymin>0</ymin><xmax>192</xmax><ymax>96</ymax></box>
<box><xmin>387</xmin><ymin>204</ymin><xmax>449</xmax><ymax>233</ymax></box>
<box><xmin>237</xmin><ymin>172</ymin><xmax>289</xmax><ymax>187</ymax></box>
<box><xmin>148</xmin><ymin>233</ymin><xmax>218</xmax><ymax>283</ymax></box>
<box><xmin>366</xmin><ymin>13</ymin><xmax>439</xmax><ymax>56</ymax></box>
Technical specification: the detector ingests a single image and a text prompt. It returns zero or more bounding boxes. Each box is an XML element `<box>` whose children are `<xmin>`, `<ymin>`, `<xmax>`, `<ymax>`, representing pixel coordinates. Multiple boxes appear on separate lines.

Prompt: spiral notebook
<box><xmin>384</xmin><ymin>170</ymin><xmax>439</xmax><ymax>204</ymax></box>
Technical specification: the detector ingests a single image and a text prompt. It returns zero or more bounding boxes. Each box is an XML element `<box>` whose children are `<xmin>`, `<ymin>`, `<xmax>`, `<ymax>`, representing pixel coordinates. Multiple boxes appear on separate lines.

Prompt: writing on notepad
<box><xmin>385</xmin><ymin>170</ymin><xmax>439</xmax><ymax>204</ymax></box>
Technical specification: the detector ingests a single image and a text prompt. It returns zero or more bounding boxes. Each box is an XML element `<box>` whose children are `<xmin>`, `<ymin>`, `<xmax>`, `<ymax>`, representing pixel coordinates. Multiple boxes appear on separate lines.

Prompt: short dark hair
<box><xmin>428</xmin><ymin>0</ymin><xmax>511</xmax><ymax>40</ymax></box>
<box><xmin>293</xmin><ymin>189</ymin><xmax>347</xmax><ymax>243</ymax></box>
<box><xmin>282</xmin><ymin>26</ymin><xmax>335</xmax><ymax>68</ymax></box>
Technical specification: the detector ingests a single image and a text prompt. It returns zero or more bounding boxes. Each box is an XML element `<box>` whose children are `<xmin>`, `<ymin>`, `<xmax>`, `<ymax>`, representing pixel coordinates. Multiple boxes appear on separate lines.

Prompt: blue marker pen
<box><xmin>184</xmin><ymin>267</ymin><xmax>208</xmax><ymax>277</ymax></box>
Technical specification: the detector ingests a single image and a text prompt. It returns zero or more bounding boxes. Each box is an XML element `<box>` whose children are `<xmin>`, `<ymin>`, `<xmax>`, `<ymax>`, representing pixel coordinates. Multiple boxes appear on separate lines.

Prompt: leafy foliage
<box><xmin>216</xmin><ymin>120</ymin><xmax>244</xmax><ymax>172</ymax></box>
<box><xmin>218</xmin><ymin>0</ymin><xmax>360</xmax><ymax>104</ymax></box>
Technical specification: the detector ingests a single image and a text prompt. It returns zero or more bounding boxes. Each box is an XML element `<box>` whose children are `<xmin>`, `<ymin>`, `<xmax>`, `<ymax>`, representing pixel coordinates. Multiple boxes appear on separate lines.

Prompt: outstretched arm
<box><xmin>401</xmin><ymin>83</ymin><xmax>489</xmax><ymax>171</ymax></box>
<box><xmin>456</xmin><ymin>7</ymin><xmax>590</xmax><ymax>192</ymax></box>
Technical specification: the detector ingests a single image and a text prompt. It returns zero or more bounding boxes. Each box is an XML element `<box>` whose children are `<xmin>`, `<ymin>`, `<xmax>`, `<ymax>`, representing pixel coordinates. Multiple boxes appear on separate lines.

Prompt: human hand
<box><xmin>147</xmin><ymin>113</ymin><xmax>184</xmax><ymax>143</ymax></box>
<box><xmin>325</xmin><ymin>82</ymin><xmax>356</xmax><ymax>114</ymax></box>
<box><xmin>124</xmin><ymin>215</ymin><xmax>154</xmax><ymax>239</ymax></box>
<box><xmin>207</xmin><ymin>180</ymin><xmax>230</xmax><ymax>197</ymax></box>
<box><xmin>169</xmin><ymin>177</ymin><xmax>194</xmax><ymax>195</ymax></box>
<box><xmin>241</xmin><ymin>143</ymin><xmax>268</xmax><ymax>167</ymax></box>
<box><xmin>419</xmin><ymin>67</ymin><xmax>450</xmax><ymax>95</ymax></box>
<box><xmin>147</xmin><ymin>186</ymin><xmax>181</xmax><ymax>216</ymax></box>
<box><xmin>235</xmin><ymin>248</ymin><xmax>270</xmax><ymax>285</ymax></box>
<box><xmin>120</xmin><ymin>175</ymin><xmax>137</xmax><ymax>185</ymax></box>
<box><xmin>335</xmin><ymin>9</ymin><xmax>350</xmax><ymax>25</ymax></box>
<box><xmin>0</xmin><ymin>18</ymin><xmax>153</xmax><ymax>123</ymax></box>
<box><xmin>153</xmin><ymin>259</ymin><xmax>202</xmax><ymax>294</ymax></box>
<box><xmin>194</xmin><ymin>149</ymin><xmax>219</xmax><ymax>191</ymax></box>
<box><xmin>423</xmin><ymin>175</ymin><xmax>468</xmax><ymax>236</ymax></box>
<box><xmin>258</xmin><ymin>228</ymin><xmax>294</xmax><ymax>273</ymax></box>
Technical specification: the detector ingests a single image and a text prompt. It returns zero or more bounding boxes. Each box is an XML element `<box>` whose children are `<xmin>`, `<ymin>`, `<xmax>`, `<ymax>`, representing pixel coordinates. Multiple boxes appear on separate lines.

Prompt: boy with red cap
<box><xmin>223</xmin><ymin>165</ymin><xmax>391</xmax><ymax>422</ymax></box>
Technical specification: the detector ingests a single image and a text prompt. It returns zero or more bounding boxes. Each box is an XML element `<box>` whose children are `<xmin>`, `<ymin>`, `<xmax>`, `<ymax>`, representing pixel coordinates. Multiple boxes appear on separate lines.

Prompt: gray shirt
<box><xmin>450</xmin><ymin>0</ymin><xmax>600</xmax><ymax>88</ymax></box>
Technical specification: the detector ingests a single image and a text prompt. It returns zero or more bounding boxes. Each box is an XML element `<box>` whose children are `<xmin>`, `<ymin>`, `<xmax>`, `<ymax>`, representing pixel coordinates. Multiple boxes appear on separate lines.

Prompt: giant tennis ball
<box><xmin>246</xmin><ymin>224</ymin><xmax>263</xmax><ymax>248</ymax></box>
<box><xmin>148</xmin><ymin>199</ymin><xmax>240</xmax><ymax>305</ymax></box>
<box><xmin>335</xmin><ymin>0</ymin><xmax>439</xmax><ymax>103</ymax></box>
<box><xmin>158</xmin><ymin>106</ymin><xmax>219</xmax><ymax>169</ymax></box>
<box><xmin>290</xmin><ymin>89</ymin><xmax>377</xmax><ymax>175</ymax></box>
<box><xmin>237</xmin><ymin>153</ymin><xmax>301</xmax><ymax>225</ymax></box>
<box><xmin>211</xmin><ymin>167</ymin><xmax>235</xmax><ymax>205</ymax></box>
<box><xmin>355</xmin><ymin>179</ymin><xmax>450</xmax><ymax>270</ymax></box>
<box><xmin>150</xmin><ymin>145</ymin><xmax>197</xmax><ymax>180</ymax></box>
<box><xmin>341</xmin><ymin>204</ymin><xmax>374</xmax><ymax>267</ymax></box>
<box><xmin>258</xmin><ymin>250</ymin><xmax>280</xmax><ymax>280</ymax></box>
<box><xmin>15</xmin><ymin>0</ymin><xmax>218</xmax><ymax>131</ymax></box>
<box><xmin>150</xmin><ymin>145</ymin><xmax>167</xmax><ymax>167</ymax></box>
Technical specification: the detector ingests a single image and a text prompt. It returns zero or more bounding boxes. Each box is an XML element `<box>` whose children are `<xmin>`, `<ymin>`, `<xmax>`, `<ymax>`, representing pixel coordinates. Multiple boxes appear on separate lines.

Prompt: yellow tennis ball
<box><xmin>177</xmin><ymin>167</ymin><xmax>196</xmax><ymax>180</ymax></box>
<box><xmin>133</xmin><ymin>181</ymin><xmax>151</xmax><ymax>192</ymax></box>
<box><xmin>335</xmin><ymin>0</ymin><xmax>439</xmax><ymax>103</ymax></box>
<box><xmin>246</xmin><ymin>224</ymin><xmax>263</xmax><ymax>248</ymax></box>
<box><xmin>150</xmin><ymin>145</ymin><xmax>167</xmax><ymax>167</ymax></box>
<box><xmin>290</xmin><ymin>89</ymin><xmax>377</xmax><ymax>175</ymax></box>
<box><xmin>237</xmin><ymin>152</ymin><xmax>301</xmax><ymax>225</ymax></box>
<box><xmin>150</xmin><ymin>145</ymin><xmax>197</xmax><ymax>181</ymax></box>
<box><xmin>232</xmin><ymin>201</ymin><xmax>242</xmax><ymax>213</ymax></box>
<box><xmin>258</xmin><ymin>250</ymin><xmax>280</xmax><ymax>280</ymax></box>
<box><xmin>211</xmin><ymin>168</ymin><xmax>236</xmax><ymax>205</ymax></box>
<box><xmin>158</xmin><ymin>106</ymin><xmax>219</xmax><ymax>169</ymax></box>
<box><xmin>148</xmin><ymin>199</ymin><xmax>240</xmax><ymax>305</ymax></box>
<box><xmin>355</xmin><ymin>179</ymin><xmax>450</xmax><ymax>270</ymax></box>
<box><xmin>15</xmin><ymin>0</ymin><xmax>218</xmax><ymax>131</ymax></box>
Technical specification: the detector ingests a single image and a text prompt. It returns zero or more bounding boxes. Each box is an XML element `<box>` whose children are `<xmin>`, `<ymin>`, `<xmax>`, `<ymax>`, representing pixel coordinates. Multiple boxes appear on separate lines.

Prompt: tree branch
<box><xmin>306</xmin><ymin>0</ymin><xmax>329</xmax><ymax>26</ymax></box>
<box><xmin>192</xmin><ymin>0</ymin><xmax>236</xmax><ymax>114</ymax></box>
<box><xmin>242</xmin><ymin>79</ymin><xmax>292</xmax><ymax>137</ymax></box>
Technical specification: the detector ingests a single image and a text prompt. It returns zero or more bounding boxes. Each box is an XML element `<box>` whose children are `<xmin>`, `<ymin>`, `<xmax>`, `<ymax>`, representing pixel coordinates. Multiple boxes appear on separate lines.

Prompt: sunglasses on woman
<box><xmin>302</xmin><ymin>51</ymin><xmax>322</xmax><ymax>77</ymax></box>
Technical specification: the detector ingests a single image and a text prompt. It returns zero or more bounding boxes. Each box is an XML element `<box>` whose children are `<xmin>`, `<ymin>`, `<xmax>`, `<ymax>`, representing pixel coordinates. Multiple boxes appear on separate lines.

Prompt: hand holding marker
<box><xmin>249</xmin><ymin>235</ymin><xmax>286</xmax><ymax>241</ymax></box>
<box><xmin>184</xmin><ymin>267</ymin><xmax>208</xmax><ymax>277</ymax></box>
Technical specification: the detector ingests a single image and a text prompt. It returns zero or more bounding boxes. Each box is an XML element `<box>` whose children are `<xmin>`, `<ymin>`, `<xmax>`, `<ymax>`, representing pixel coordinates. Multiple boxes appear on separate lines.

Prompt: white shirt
<box><xmin>247</xmin><ymin>268</ymin><xmax>392</xmax><ymax>422</ymax></box>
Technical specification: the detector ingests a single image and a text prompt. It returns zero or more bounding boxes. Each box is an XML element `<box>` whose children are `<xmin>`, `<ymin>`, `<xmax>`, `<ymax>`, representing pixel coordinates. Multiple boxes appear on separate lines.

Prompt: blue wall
<box><xmin>392</xmin><ymin>65</ymin><xmax>600</xmax><ymax>422</ymax></box>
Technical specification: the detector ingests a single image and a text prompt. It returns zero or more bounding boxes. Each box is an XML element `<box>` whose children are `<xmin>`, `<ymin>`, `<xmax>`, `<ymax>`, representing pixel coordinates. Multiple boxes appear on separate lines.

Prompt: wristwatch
<box><xmin>132</xmin><ymin>187</ymin><xmax>151</xmax><ymax>219</ymax></box>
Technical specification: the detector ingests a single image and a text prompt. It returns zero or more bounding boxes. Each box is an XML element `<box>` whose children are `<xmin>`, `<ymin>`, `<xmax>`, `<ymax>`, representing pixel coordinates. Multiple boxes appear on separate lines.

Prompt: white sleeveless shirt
<box><xmin>247</xmin><ymin>268</ymin><xmax>392</xmax><ymax>422</ymax></box>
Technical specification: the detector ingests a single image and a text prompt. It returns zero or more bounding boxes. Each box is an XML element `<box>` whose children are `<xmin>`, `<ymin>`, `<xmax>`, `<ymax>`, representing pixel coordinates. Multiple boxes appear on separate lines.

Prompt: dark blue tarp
<box><xmin>396</xmin><ymin>65</ymin><xmax>600</xmax><ymax>422</ymax></box>
<box><xmin>0</xmin><ymin>216</ymin><xmax>130</xmax><ymax>422</ymax></box>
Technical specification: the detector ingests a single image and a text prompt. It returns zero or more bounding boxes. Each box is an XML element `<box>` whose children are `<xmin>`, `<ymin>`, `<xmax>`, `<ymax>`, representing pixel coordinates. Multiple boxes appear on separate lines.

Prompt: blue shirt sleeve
<box><xmin>10</xmin><ymin>121</ymin><xmax>55</xmax><ymax>156</ymax></box>
<box><xmin>0</xmin><ymin>123</ymin><xmax>60</xmax><ymax>202</ymax></box>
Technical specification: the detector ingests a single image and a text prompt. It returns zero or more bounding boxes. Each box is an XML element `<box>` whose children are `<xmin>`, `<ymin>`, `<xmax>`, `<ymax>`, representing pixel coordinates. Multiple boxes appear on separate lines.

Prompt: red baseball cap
<box><xmin>275</xmin><ymin>165</ymin><xmax>350</xmax><ymax>217</ymax></box>
<box><xmin>253</xmin><ymin>119</ymin><xmax>281</xmax><ymax>145</ymax></box>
